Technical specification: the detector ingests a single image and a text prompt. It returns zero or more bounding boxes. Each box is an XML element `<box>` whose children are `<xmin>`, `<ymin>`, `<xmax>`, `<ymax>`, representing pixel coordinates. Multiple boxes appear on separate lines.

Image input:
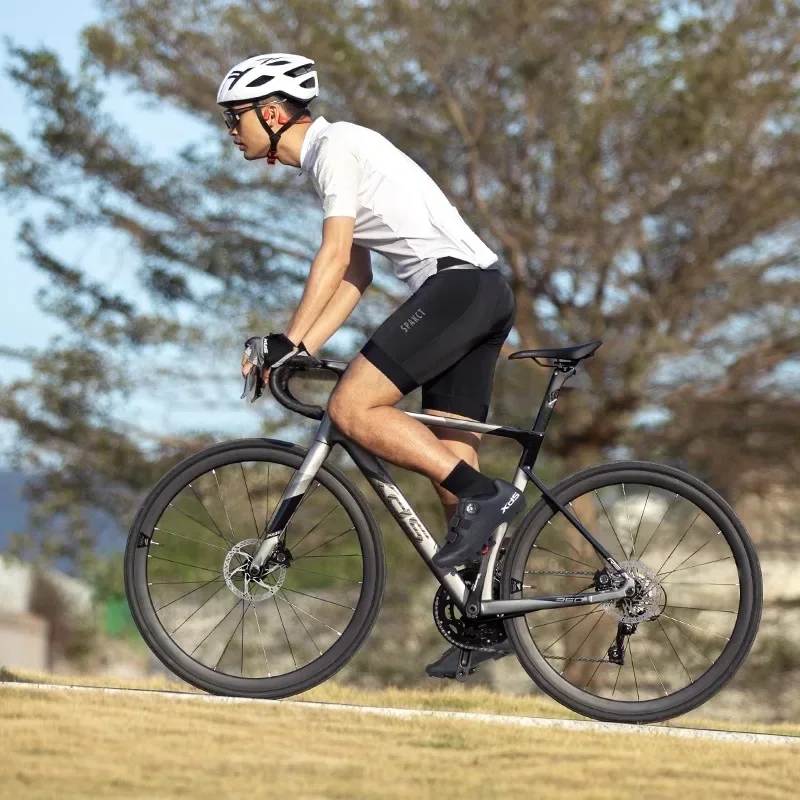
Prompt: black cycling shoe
<box><xmin>432</xmin><ymin>479</ymin><xmax>525</xmax><ymax>569</ymax></box>
<box><xmin>425</xmin><ymin>641</ymin><xmax>514</xmax><ymax>680</ymax></box>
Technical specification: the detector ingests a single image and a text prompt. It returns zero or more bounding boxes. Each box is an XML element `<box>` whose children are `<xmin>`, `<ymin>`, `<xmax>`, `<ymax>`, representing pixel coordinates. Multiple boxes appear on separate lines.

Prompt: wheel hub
<box><xmin>223</xmin><ymin>539</ymin><xmax>287</xmax><ymax>602</ymax></box>
<box><xmin>602</xmin><ymin>560</ymin><xmax>666</xmax><ymax>624</ymax></box>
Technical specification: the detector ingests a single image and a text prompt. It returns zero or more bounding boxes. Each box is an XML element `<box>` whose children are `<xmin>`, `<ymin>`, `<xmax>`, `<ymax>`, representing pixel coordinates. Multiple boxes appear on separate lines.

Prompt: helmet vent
<box><xmin>286</xmin><ymin>64</ymin><xmax>312</xmax><ymax>78</ymax></box>
<box><xmin>300</xmin><ymin>77</ymin><xmax>316</xmax><ymax>88</ymax></box>
<box><xmin>247</xmin><ymin>75</ymin><xmax>274</xmax><ymax>87</ymax></box>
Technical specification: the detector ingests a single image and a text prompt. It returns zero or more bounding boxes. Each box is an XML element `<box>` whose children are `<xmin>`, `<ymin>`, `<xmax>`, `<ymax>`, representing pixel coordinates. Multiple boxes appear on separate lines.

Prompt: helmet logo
<box><xmin>226</xmin><ymin>67</ymin><xmax>253</xmax><ymax>89</ymax></box>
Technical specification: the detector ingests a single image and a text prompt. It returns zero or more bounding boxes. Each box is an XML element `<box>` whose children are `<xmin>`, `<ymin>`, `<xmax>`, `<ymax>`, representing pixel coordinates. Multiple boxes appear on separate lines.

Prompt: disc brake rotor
<box><xmin>602</xmin><ymin>560</ymin><xmax>666</xmax><ymax>624</ymax></box>
<box><xmin>223</xmin><ymin>539</ymin><xmax>286</xmax><ymax>602</ymax></box>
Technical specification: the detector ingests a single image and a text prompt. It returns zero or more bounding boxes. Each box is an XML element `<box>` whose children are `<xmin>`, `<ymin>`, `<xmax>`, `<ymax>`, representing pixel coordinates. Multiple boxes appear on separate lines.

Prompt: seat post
<box><xmin>517</xmin><ymin>365</ymin><xmax>577</xmax><ymax>472</ymax></box>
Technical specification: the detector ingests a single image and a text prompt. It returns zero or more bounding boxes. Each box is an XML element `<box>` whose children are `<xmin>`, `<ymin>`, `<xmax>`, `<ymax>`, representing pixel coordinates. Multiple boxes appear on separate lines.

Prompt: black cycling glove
<box><xmin>241</xmin><ymin>333</ymin><xmax>308</xmax><ymax>403</ymax></box>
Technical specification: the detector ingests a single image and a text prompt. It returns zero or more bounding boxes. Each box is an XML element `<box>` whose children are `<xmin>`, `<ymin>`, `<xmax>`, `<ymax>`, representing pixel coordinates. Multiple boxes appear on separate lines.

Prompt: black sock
<box><xmin>441</xmin><ymin>460</ymin><xmax>496</xmax><ymax>499</ymax></box>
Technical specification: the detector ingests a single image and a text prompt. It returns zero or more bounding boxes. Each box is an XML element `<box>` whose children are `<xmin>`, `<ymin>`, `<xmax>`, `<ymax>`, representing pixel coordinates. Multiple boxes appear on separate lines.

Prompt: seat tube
<box><xmin>518</xmin><ymin>367</ymin><xmax>575</xmax><ymax>473</ymax></box>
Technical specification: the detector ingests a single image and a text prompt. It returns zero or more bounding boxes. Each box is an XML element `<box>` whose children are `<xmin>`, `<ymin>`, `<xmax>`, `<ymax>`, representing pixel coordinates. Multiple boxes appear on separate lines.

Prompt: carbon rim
<box><xmin>508</xmin><ymin>469</ymin><xmax>757</xmax><ymax>710</ymax></box>
<box><xmin>134</xmin><ymin>453</ymin><xmax>369</xmax><ymax>682</ymax></box>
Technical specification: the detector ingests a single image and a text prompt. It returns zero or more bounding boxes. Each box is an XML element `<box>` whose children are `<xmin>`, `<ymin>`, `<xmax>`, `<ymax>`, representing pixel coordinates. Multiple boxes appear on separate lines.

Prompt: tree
<box><xmin>1</xmin><ymin>0</ymin><xmax>797</xmax><ymax>571</ymax></box>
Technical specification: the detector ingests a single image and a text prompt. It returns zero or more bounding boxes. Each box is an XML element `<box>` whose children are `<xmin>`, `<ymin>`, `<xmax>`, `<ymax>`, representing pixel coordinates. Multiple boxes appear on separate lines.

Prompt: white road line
<box><xmin>2</xmin><ymin>681</ymin><xmax>798</xmax><ymax>747</ymax></box>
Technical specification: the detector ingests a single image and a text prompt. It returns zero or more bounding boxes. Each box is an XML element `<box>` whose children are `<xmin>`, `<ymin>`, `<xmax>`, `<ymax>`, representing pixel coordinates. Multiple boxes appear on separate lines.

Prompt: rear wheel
<box><xmin>501</xmin><ymin>461</ymin><xmax>762</xmax><ymax>723</ymax></box>
<box><xmin>125</xmin><ymin>439</ymin><xmax>385</xmax><ymax>698</ymax></box>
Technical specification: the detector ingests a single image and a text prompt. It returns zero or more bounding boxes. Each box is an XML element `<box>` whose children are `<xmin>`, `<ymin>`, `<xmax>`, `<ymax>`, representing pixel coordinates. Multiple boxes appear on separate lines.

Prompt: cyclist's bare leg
<box><xmin>328</xmin><ymin>355</ymin><xmax>461</xmax><ymax>484</ymax></box>
<box><xmin>423</xmin><ymin>409</ymin><xmax>483</xmax><ymax>524</ymax></box>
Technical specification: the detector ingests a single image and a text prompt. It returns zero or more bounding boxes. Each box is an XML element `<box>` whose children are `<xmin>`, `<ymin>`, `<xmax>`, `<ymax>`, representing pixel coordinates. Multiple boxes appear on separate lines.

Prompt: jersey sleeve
<box><xmin>316</xmin><ymin>138</ymin><xmax>361</xmax><ymax>219</ymax></box>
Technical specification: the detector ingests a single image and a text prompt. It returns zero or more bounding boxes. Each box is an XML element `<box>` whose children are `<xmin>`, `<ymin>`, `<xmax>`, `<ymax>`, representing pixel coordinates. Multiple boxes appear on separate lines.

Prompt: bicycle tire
<box><xmin>125</xmin><ymin>438</ymin><xmax>386</xmax><ymax>698</ymax></box>
<box><xmin>500</xmin><ymin>460</ymin><xmax>762</xmax><ymax>724</ymax></box>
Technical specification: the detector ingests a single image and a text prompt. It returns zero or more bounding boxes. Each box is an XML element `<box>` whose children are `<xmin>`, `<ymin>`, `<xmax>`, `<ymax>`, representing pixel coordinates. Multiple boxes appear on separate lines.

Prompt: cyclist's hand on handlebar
<box><xmin>239</xmin><ymin>333</ymin><xmax>308</xmax><ymax>403</ymax></box>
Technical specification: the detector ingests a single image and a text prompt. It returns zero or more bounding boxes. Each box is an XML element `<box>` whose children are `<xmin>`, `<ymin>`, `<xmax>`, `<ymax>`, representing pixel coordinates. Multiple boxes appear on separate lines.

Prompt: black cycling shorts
<box><xmin>360</xmin><ymin>267</ymin><xmax>515</xmax><ymax>422</ymax></box>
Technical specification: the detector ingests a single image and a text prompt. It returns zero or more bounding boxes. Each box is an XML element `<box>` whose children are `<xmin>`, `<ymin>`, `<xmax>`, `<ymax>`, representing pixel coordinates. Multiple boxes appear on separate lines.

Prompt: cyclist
<box><xmin>219</xmin><ymin>53</ymin><xmax>524</xmax><ymax>677</ymax></box>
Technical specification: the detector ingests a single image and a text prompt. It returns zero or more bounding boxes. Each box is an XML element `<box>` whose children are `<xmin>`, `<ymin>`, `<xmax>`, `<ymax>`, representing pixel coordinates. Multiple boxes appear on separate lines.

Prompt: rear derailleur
<box><xmin>607</xmin><ymin>622</ymin><xmax>637</xmax><ymax>666</ymax></box>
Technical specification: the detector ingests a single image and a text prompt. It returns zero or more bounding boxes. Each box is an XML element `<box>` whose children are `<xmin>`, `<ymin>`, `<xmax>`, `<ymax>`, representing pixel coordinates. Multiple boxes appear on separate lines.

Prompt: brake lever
<box><xmin>240</xmin><ymin>367</ymin><xmax>265</xmax><ymax>403</ymax></box>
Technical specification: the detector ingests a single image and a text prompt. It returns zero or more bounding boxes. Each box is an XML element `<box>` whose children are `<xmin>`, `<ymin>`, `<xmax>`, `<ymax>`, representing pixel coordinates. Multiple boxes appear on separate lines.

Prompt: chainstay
<box><xmin>526</xmin><ymin>569</ymin><xmax>617</xmax><ymax>662</ymax></box>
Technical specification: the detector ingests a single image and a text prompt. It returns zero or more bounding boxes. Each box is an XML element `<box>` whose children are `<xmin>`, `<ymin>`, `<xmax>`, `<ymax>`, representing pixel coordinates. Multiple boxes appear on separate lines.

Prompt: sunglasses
<box><xmin>221</xmin><ymin>100</ymin><xmax>272</xmax><ymax>131</ymax></box>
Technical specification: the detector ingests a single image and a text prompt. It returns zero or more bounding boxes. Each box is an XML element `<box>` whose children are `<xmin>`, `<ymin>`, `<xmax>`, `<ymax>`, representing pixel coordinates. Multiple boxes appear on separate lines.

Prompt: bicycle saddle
<box><xmin>508</xmin><ymin>339</ymin><xmax>602</xmax><ymax>363</ymax></box>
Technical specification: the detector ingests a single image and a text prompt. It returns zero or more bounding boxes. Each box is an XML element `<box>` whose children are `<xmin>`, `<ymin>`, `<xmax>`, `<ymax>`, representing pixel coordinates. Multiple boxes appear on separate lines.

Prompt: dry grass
<box><xmin>0</xmin><ymin>682</ymin><xmax>797</xmax><ymax>800</ymax></box>
<box><xmin>3</xmin><ymin>667</ymin><xmax>800</xmax><ymax>738</ymax></box>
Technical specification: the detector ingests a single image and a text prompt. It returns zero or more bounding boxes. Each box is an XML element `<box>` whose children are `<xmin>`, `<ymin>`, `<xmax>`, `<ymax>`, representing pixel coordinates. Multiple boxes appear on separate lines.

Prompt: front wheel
<box><xmin>125</xmin><ymin>438</ymin><xmax>386</xmax><ymax>698</ymax></box>
<box><xmin>501</xmin><ymin>461</ymin><xmax>762</xmax><ymax>724</ymax></box>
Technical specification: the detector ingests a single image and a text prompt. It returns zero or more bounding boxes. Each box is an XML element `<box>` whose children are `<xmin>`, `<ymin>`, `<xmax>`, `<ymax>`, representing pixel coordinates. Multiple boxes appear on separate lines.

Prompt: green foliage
<box><xmin>0</xmin><ymin>0</ymin><xmax>797</xmax><ymax>685</ymax></box>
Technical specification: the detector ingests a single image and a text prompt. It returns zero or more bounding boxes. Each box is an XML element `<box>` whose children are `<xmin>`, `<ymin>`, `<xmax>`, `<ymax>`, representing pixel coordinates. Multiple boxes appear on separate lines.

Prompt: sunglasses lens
<box><xmin>223</xmin><ymin>112</ymin><xmax>237</xmax><ymax>130</ymax></box>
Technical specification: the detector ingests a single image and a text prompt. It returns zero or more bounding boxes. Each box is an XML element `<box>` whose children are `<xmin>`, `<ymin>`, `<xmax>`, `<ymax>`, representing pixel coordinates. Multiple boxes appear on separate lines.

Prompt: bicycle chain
<box><xmin>525</xmin><ymin>569</ymin><xmax>596</xmax><ymax>577</ymax></box>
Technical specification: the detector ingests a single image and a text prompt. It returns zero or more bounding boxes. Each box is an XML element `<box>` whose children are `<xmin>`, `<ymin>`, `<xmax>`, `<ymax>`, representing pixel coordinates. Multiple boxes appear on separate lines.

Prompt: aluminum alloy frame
<box><xmin>247</xmin><ymin>358</ymin><xmax>635</xmax><ymax>618</ymax></box>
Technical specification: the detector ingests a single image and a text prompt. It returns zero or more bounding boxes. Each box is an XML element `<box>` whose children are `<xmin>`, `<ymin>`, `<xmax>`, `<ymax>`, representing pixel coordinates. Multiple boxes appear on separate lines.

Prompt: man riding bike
<box><xmin>218</xmin><ymin>53</ymin><xmax>524</xmax><ymax>677</ymax></box>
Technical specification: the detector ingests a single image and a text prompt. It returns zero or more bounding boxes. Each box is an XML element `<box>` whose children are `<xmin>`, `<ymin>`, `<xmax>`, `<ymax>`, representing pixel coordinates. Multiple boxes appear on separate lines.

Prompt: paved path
<box><xmin>2</xmin><ymin>681</ymin><xmax>798</xmax><ymax>747</ymax></box>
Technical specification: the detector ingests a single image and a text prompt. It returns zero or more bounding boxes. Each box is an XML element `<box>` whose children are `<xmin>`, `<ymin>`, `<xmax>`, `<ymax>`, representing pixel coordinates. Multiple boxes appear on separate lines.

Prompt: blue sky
<box><xmin>0</xmin><ymin>2</ymin><xmax>312</xmax><ymax>456</ymax></box>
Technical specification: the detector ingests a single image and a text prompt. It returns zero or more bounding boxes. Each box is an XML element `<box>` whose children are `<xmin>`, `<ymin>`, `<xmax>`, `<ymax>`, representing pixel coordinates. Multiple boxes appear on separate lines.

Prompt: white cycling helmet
<box><xmin>217</xmin><ymin>53</ymin><xmax>318</xmax><ymax>106</ymax></box>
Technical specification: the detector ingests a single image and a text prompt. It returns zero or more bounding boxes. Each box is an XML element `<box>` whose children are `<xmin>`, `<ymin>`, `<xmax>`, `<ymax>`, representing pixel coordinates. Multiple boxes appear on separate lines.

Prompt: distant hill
<box><xmin>0</xmin><ymin>472</ymin><xmax>124</xmax><ymax>556</ymax></box>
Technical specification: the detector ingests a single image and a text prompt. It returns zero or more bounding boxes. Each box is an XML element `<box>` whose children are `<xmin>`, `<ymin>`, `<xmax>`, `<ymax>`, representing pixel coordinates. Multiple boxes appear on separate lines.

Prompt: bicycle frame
<box><xmin>248</xmin><ymin>361</ymin><xmax>635</xmax><ymax>618</ymax></box>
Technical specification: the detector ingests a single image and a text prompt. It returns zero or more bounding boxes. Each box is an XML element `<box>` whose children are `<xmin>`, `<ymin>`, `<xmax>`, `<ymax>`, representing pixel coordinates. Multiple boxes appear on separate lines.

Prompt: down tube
<box><xmin>333</xmin><ymin>437</ymin><xmax>470</xmax><ymax>608</ymax></box>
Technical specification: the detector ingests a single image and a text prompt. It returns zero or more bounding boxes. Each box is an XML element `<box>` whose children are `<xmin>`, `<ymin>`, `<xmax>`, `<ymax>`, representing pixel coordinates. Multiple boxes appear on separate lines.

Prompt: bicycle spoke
<box><xmin>664</xmin><ymin>615</ymin><xmax>718</xmax><ymax>660</ymax></box>
<box><xmin>638</xmin><ymin>492</ymin><xmax>678</xmax><ymax>561</ymax></box>
<box><xmin>212</xmin><ymin>468</ymin><xmax>237</xmax><ymax>541</ymax></box>
<box><xmin>657</xmin><ymin>533</ymin><xmax>720</xmax><ymax>581</ymax></box>
<box><xmin>273</xmin><ymin>594</ymin><xmax>298</xmax><ymax>669</ymax></box>
<box><xmin>560</xmin><ymin>613</ymin><xmax>605</xmax><ymax>676</ymax></box>
<box><xmin>631</xmin><ymin>486</ymin><xmax>650</xmax><ymax>554</ymax></box>
<box><xmin>629</xmin><ymin>637</ymin><xmax>639</xmax><ymax>700</ymax></box>
<box><xmin>239</xmin><ymin>463</ymin><xmax>261</xmax><ymax>539</ymax></box>
<box><xmin>621</xmin><ymin>484</ymin><xmax>636</xmax><ymax>559</ymax></box>
<box><xmin>542</xmin><ymin>609</ymin><xmax>602</xmax><ymax>653</ymax></box>
<box><xmin>154</xmin><ymin>526</ymin><xmax>229</xmax><ymax>552</ymax></box>
<box><xmin>188</xmin><ymin>483</ymin><xmax>228</xmax><ymax>543</ymax></box>
<box><xmin>594</xmin><ymin>489</ymin><xmax>628</xmax><ymax>560</ymax></box>
<box><xmin>659</xmin><ymin>556</ymin><xmax>733</xmax><ymax>576</ymax></box>
<box><xmin>545</xmin><ymin>520</ymin><xmax>594</xmax><ymax>566</ymax></box>
<box><xmin>656</xmin><ymin>616</ymin><xmax>694</xmax><ymax>684</ymax></box>
<box><xmin>240</xmin><ymin>599</ymin><xmax>245</xmax><ymax>676</ymax></box>
<box><xmin>528</xmin><ymin>610</ymin><xmax>598</xmax><ymax>631</ymax></box>
<box><xmin>289</xmin><ymin>502</ymin><xmax>342</xmax><ymax>552</ymax></box>
<box><xmin>189</xmin><ymin>594</ymin><xmax>242</xmax><ymax>656</ymax></box>
<box><xmin>149</xmin><ymin>554</ymin><xmax>221</xmax><ymax>574</ymax></box>
<box><xmin>256</xmin><ymin>463</ymin><xmax>271</xmax><ymax>546</ymax></box>
<box><xmin>279</xmin><ymin>591</ymin><xmax>323</xmax><ymax>656</ymax></box>
<box><xmin>169</xmin><ymin>502</ymin><xmax>233</xmax><ymax>547</ymax></box>
<box><xmin>639</xmin><ymin>635</ymin><xmax>669</xmax><ymax>697</ymax></box>
<box><xmin>251</xmin><ymin>604</ymin><xmax>271</xmax><ymax>677</ymax></box>
<box><xmin>662</xmin><ymin>612</ymin><xmax>729</xmax><ymax>642</ymax></box>
<box><xmin>290</xmin><ymin>566</ymin><xmax>362</xmax><ymax>585</ymax></box>
<box><xmin>611</xmin><ymin>664</ymin><xmax>623</xmax><ymax>697</ymax></box>
<box><xmin>155</xmin><ymin>576</ymin><xmax>222</xmax><ymax>612</ymax></box>
<box><xmin>281</xmin><ymin>585</ymin><xmax>356</xmax><ymax>611</ymax></box>
<box><xmin>298</xmin><ymin>553</ymin><xmax>362</xmax><ymax>558</ymax></box>
<box><xmin>653</xmin><ymin>509</ymin><xmax>702</xmax><ymax>575</ymax></box>
<box><xmin>276</xmin><ymin>594</ymin><xmax>344</xmax><ymax>636</ymax></box>
<box><xmin>666</xmin><ymin>604</ymin><xmax>737</xmax><ymax>614</ymax></box>
<box><xmin>212</xmin><ymin>597</ymin><xmax>250</xmax><ymax>673</ymax></box>
<box><xmin>531</xmin><ymin>543</ymin><xmax>595</xmax><ymax>570</ymax></box>
<box><xmin>293</xmin><ymin>527</ymin><xmax>356</xmax><ymax>560</ymax></box>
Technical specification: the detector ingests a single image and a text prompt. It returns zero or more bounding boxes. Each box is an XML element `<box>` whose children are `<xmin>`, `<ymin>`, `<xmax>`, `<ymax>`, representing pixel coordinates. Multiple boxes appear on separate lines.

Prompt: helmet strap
<box><xmin>255</xmin><ymin>104</ymin><xmax>310</xmax><ymax>165</ymax></box>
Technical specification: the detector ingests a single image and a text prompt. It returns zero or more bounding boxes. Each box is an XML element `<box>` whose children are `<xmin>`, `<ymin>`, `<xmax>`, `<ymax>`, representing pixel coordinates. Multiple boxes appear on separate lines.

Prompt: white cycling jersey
<box><xmin>299</xmin><ymin>117</ymin><xmax>498</xmax><ymax>292</ymax></box>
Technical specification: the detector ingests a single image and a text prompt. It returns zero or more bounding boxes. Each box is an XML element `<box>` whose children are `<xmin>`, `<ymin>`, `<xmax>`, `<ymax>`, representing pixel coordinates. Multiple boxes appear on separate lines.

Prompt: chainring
<box><xmin>432</xmin><ymin>567</ymin><xmax>507</xmax><ymax>652</ymax></box>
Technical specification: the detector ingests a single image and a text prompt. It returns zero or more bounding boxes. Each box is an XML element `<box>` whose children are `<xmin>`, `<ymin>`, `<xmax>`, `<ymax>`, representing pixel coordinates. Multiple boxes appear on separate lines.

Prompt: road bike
<box><xmin>124</xmin><ymin>340</ymin><xmax>762</xmax><ymax>723</ymax></box>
